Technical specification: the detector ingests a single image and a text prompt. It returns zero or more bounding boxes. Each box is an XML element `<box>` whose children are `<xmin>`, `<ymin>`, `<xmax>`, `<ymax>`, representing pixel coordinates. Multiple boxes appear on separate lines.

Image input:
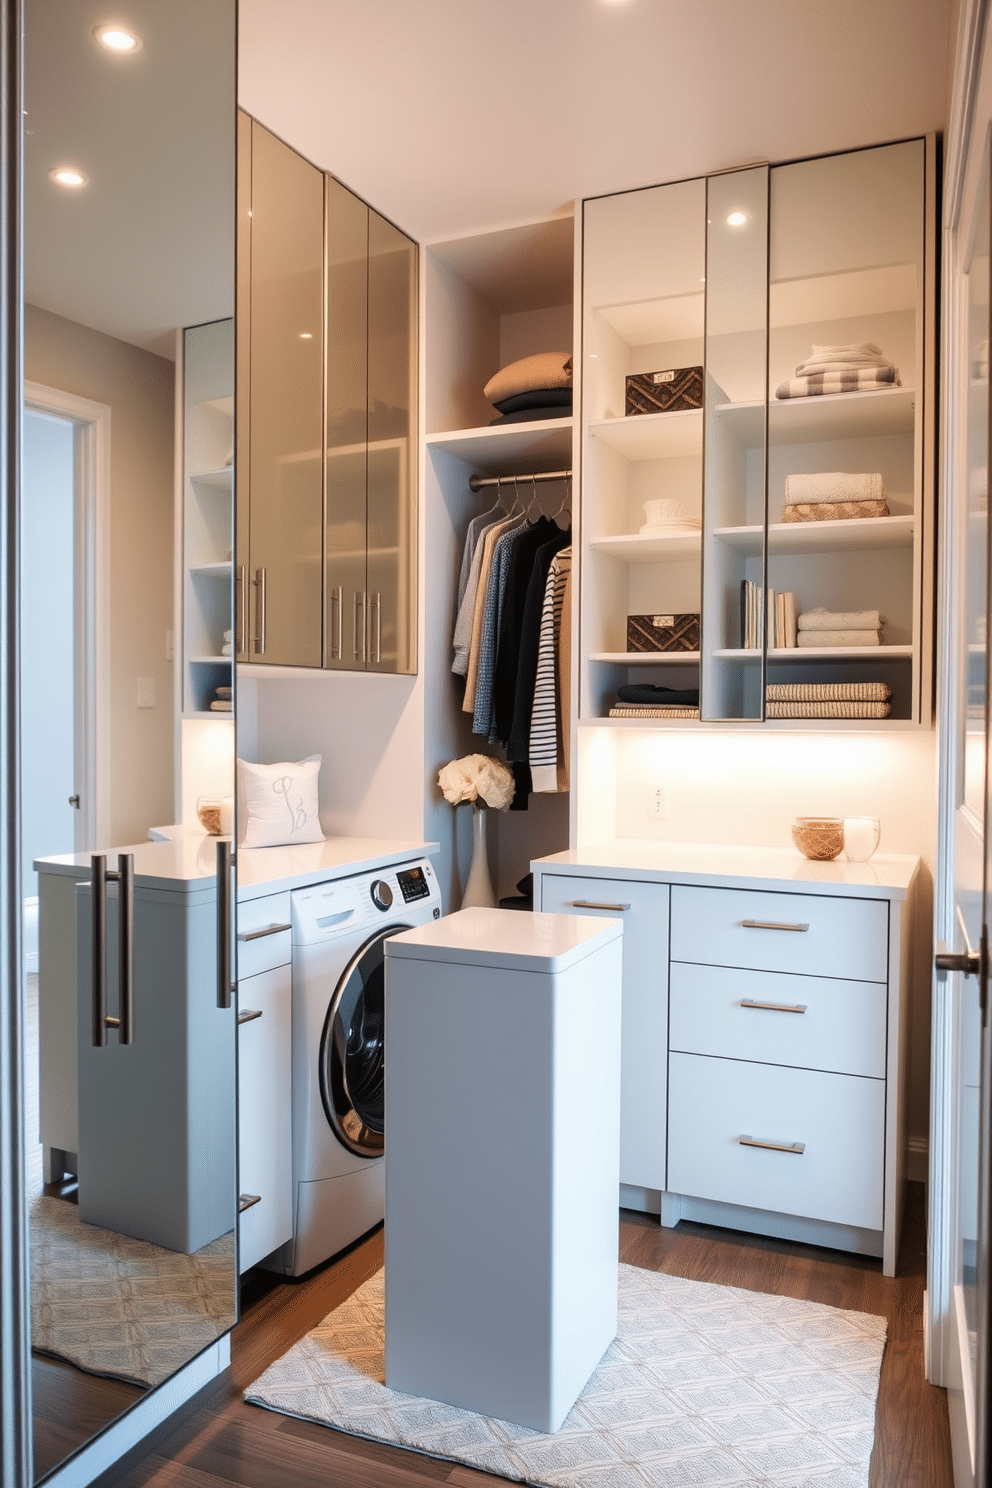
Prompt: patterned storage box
<box><xmin>627</xmin><ymin>613</ymin><xmax>700</xmax><ymax>652</ymax></box>
<box><xmin>625</xmin><ymin>367</ymin><xmax>703</xmax><ymax>416</ymax></box>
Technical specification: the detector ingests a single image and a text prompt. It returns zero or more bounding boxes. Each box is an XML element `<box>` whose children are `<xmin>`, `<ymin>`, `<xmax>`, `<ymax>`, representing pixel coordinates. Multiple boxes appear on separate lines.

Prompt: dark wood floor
<box><xmin>82</xmin><ymin>1182</ymin><xmax>950</xmax><ymax>1488</ymax></box>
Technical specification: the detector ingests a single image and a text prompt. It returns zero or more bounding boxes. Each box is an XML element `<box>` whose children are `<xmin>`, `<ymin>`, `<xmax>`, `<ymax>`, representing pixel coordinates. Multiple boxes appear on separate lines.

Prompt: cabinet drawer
<box><xmin>238</xmin><ymin>963</ymin><xmax>293</xmax><ymax>1272</ymax></box>
<box><xmin>668</xmin><ymin>1052</ymin><xmax>884</xmax><ymax>1232</ymax></box>
<box><xmin>237</xmin><ymin>890</ymin><xmax>291</xmax><ymax>979</ymax></box>
<box><xmin>670</xmin><ymin>884</ymin><xmax>888</xmax><ymax>983</ymax></box>
<box><xmin>540</xmin><ymin>873</ymin><xmax>669</xmax><ymax>1191</ymax></box>
<box><xmin>669</xmin><ymin>963</ymin><xmax>887</xmax><ymax>1078</ymax></box>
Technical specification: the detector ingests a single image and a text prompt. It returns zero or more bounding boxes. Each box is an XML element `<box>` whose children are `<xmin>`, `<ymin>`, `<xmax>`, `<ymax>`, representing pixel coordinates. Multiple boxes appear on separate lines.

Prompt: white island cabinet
<box><xmin>533</xmin><ymin>841</ymin><xmax>919</xmax><ymax>1276</ymax></box>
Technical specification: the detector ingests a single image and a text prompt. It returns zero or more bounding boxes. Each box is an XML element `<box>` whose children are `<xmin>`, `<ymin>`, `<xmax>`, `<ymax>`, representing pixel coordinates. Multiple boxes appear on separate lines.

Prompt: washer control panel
<box><xmin>397</xmin><ymin>865</ymin><xmax>431</xmax><ymax>903</ymax></box>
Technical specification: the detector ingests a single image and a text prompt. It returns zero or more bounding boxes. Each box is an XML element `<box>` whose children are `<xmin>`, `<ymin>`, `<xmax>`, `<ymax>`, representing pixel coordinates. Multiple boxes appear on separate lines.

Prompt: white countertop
<box><xmin>36</xmin><ymin>835</ymin><xmax>439</xmax><ymax>899</ymax></box>
<box><xmin>532</xmin><ymin>839</ymin><xmax>920</xmax><ymax>901</ymax></box>
<box><xmin>386</xmin><ymin>905</ymin><xmax>622</xmax><ymax>973</ymax></box>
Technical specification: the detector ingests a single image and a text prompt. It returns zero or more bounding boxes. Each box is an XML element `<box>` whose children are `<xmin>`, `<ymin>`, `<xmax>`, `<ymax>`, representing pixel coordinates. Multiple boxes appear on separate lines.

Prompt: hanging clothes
<box><xmin>506</xmin><ymin>526</ymin><xmax>572</xmax><ymax>767</ymax></box>
<box><xmin>470</xmin><ymin>515</ymin><xmax>531</xmax><ymax>740</ymax></box>
<box><xmin>491</xmin><ymin>516</ymin><xmax>557</xmax><ymax>744</ymax></box>
<box><xmin>529</xmin><ymin>546</ymin><xmax>571</xmax><ymax>792</ymax></box>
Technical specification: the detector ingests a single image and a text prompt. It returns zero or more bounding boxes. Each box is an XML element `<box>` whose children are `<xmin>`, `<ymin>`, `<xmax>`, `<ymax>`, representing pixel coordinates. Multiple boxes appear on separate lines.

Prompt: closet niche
<box><xmin>424</xmin><ymin>216</ymin><xmax>577</xmax><ymax>901</ymax></box>
<box><xmin>236</xmin><ymin>113</ymin><xmax>417</xmax><ymax>674</ymax></box>
<box><xmin>581</xmin><ymin>137</ymin><xmax>934</xmax><ymax>728</ymax></box>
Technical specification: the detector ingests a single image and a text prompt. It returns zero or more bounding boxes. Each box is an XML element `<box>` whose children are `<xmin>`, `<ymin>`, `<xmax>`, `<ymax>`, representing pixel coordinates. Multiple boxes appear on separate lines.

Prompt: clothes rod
<box><xmin>468</xmin><ymin>468</ymin><xmax>571</xmax><ymax>491</ymax></box>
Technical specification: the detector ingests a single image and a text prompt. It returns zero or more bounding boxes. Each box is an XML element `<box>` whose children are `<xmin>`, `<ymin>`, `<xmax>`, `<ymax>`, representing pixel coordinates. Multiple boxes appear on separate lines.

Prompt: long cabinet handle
<box><xmin>238</xmin><ymin>1193</ymin><xmax>261</xmax><ymax>1213</ymax></box>
<box><xmin>568</xmin><ymin>899</ymin><xmax>630</xmax><ymax>912</ymax></box>
<box><xmin>740</xmin><ymin>997</ymin><xmax>808</xmax><ymax>1014</ymax></box>
<box><xmin>372</xmin><ymin>591</ymin><xmax>381</xmax><ymax>664</ymax></box>
<box><xmin>216</xmin><ymin>840</ymin><xmax>236</xmax><ymax>1010</ymax></box>
<box><xmin>237</xmin><ymin>922</ymin><xmax>291</xmax><ymax>942</ymax></box>
<box><xmin>739</xmin><ymin>1134</ymin><xmax>806</xmax><ymax>1156</ymax></box>
<box><xmin>237</xmin><ymin>1008</ymin><xmax>263</xmax><ymax>1025</ymax></box>
<box><xmin>354</xmin><ymin>591</ymin><xmax>366</xmax><ymax>663</ymax></box>
<box><xmin>740</xmin><ymin>918</ymin><xmax>809</xmax><ymax>933</ymax></box>
<box><xmin>89</xmin><ymin>853</ymin><xmax>134</xmax><ymax>1047</ymax></box>
<box><xmin>254</xmin><ymin>567</ymin><xmax>266</xmax><ymax>655</ymax></box>
<box><xmin>237</xmin><ymin>565</ymin><xmax>249</xmax><ymax>656</ymax></box>
<box><xmin>330</xmin><ymin>585</ymin><xmax>343</xmax><ymax>661</ymax></box>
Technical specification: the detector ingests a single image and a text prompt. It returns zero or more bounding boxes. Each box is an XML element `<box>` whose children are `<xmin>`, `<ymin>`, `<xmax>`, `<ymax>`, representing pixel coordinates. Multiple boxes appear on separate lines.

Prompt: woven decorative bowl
<box><xmin>791</xmin><ymin>817</ymin><xmax>844</xmax><ymax>861</ymax></box>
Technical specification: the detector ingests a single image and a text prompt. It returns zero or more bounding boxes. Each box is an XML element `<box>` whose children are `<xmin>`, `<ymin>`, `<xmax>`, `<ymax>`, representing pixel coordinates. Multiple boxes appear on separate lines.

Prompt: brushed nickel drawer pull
<box><xmin>238</xmin><ymin>1193</ymin><xmax>261</xmax><ymax>1213</ymax></box>
<box><xmin>740</xmin><ymin>998</ymin><xmax>808</xmax><ymax>1014</ymax></box>
<box><xmin>568</xmin><ymin>899</ymin><xmax>630</xmax><ymax>912</ymax></box>
<box><xmin>739</xmin><ymin>1134</ymin><xmax>806</xmax><ymax>1155</ymax></box>
<box><xmin>741</xmin><ymin>918</ymin><xmax>809</xmax><ymax>932</ymax></box>
<box><xmin>237</xmin><ymin>922</ymin><xmax>291</xmax><ymax>942</ymax></box>
<box><xmin>237</xmin><ymin>1008</ymin><xmax>263</xmax><ymax>1025</ymax></box>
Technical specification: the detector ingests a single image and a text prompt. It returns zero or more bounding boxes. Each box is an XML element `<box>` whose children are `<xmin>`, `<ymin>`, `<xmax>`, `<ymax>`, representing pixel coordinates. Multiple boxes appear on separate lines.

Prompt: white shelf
<box><xmin>426</xmin><ymin>419</ymin><xmax>572</xmax><ymax>472</ymax></box>
<box><xmin>713</xmin><ymin>646</ymin><xmax>912</xmax><ymax>661</ymax></box>
<box><xmin>715</xmin><ymin>387</ymin><xmax>915</xmax><ymax>446</ymax></box>
<box><xmin>188</xmin><ymin>655</ymin><xmax>232</xmax><ymax>665</ymax></box>
<box><xmin>182</xmin><ymin>710</ymin><xmax>233</xmax><ymax>722</ymax></box>
<box><xmin>189</xmin><ymin>465</ymin><xmax>233</xmax><ymax>488</ymax></box>
<box><xmin>588</xmin><ymin>409</ymin><xmax>702</xmax><ymax>460</ymax></box>
<box><xmin>713</xmin><ymin>515</ymin><xmax>914</xmax><ymax>557</ymax></box>
<box><xmin>590</xmin><ymin>530</ymin><xmax>701</xmax><ymax>562</ymax></box>
<box><xmin>589</xmin><ymin>650</ymin><xmax>700</xmax><ymax>665</ymax></box>
<box><xmin>189</xmin><ymin>561</ymin><xmax>232</xmax><ymax>577</ymax></box>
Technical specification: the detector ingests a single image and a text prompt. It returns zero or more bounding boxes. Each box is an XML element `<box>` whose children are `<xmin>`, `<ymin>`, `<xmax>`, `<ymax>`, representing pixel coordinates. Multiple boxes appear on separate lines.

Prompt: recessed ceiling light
<box><xmin>726</xmin><ymin>211</ymin><xmax>749</xmax><ymax>228</ymax></box>
<box><xmin>94</xmin><ymin>24</ymin><xmax>141</xmax><ymax>52</ymax></box>
<box><xmin>299</xmin><ymin>332</ymin><xmax>313</xmax><ymax>340</ymax></box>
<box><xmin>49</xmin><ymin>166</ymin><xmax>87</xmax><ymax>188</ymax></box>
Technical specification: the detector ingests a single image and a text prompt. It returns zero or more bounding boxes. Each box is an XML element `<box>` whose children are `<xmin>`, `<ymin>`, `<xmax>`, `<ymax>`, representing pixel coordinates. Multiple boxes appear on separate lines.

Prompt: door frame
<box><xmin>23</xmin><ymin>382</ymin><xmax>110</xmax><ymax>850</ymax></box>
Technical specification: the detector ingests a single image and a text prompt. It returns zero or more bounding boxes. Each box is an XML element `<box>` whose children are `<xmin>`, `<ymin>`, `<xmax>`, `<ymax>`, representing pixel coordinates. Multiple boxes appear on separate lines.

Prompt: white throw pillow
<box><xmin>237</xmin><ymin>754</ymin><xmax>324</xmax><ymax>848</ymax></box>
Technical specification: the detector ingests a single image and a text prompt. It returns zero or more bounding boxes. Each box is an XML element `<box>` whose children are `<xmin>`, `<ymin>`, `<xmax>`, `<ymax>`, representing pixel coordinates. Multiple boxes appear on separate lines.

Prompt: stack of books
<box><xmin>740</xmin><ymin>583</ymin><xmax>799</xmax><ymax>649</ymax></box>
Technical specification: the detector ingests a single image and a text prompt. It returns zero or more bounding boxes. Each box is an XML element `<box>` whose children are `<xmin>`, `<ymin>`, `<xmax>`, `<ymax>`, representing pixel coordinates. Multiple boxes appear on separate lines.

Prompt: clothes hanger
<box><xmin>553</xmin><ymin>474</ymin><xmax>572</xmax><ymax>529</ymax></box>
<box><xmin>526</xmin><ymin>473</ymin><xmax>543</xmax><ymax>523</ymax></box>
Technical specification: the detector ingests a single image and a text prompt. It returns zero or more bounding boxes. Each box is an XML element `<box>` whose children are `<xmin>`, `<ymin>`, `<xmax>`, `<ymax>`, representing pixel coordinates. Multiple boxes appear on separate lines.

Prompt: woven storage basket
<box><xmin>791</xmin><ymin>817</ymin><xmax>844</xmax><ymax>860</ymax></box>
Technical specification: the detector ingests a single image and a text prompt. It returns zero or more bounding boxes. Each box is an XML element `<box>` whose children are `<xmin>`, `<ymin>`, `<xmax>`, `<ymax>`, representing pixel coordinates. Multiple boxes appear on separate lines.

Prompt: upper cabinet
<box><xmin>237</xmin><ymin>114</ymin><xmax>418</xmax><ymax>674</ymax></box>
<box><xmin>581</xmin><ymin>138</ymin><xmax>934</xmax><ymax>728</ymax></box>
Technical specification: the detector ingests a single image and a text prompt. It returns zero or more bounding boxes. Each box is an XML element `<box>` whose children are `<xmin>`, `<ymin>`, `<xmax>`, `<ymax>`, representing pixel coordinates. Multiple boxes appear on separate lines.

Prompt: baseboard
<box><xmin>907</xmin><ymin>1134</ymin><xmax>929</xmax><ymax>1186</ymax></box>
<box><xmin>23</xmin><ymin>894</ymin><xmax>38</xmax><ymax>975</ymax></box>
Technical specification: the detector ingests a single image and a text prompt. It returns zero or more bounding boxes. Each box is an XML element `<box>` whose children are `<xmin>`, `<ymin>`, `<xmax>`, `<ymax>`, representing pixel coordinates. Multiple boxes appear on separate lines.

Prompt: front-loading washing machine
<box><xmin>276</xmin><ymin>856</ymin><xmax>441</xmax><ymax>1276</ymax></box>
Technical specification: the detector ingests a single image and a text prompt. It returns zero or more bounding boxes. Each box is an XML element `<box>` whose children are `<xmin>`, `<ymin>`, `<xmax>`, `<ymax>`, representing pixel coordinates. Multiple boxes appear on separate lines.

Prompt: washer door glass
<box><xmin>318</xmin><ymin>924</ymin><xmax>409</xmax><ymax>1157</ymax></box>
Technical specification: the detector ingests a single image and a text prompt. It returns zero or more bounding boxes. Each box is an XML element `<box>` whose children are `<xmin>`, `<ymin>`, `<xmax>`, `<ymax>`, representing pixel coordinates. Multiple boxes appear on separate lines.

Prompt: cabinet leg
<box><xmin>659</xmin><ymin>1191</ymin><xmax>683</xmax><ymax>1230</ymax></box>
<box><xmin>43</xmin><ymin>1145</ymin><xmax>76</xmax><ymax>1184</ymax></box>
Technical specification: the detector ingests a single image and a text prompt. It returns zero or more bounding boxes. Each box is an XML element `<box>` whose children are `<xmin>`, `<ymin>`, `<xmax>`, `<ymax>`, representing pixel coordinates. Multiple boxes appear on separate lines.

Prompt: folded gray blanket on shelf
<box><xmin>785</xmin><ymin>472</ymin><xmax>885</xmax><ymax>504</ymax></box>
<box><xmin>766</xmin><ymin>700</ymin><xmax>892</xmax><ymax>718</ymax></box>
<box><xmin>798</xmin><ymin>607</ymin><xmax>884</xmax><ymax>632</ymax></box>
<box><xmin>797</xmin><ymin>631</ymin><xmax>881</xmax><ymax>648</ymax></box>
<box><xmin>775</xmin><ymin>367</ymin><xmax>900</xmax><ymax>400</ymax></box>
<box><xmin>766</xmin><ymin>682</ymin><xmax>891</xmax><ymax>702</ymax></box>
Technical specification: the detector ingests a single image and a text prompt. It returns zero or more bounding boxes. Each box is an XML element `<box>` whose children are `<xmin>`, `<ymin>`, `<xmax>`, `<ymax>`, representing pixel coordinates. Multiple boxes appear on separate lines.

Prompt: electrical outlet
<box><xmin>647</xmin><ymin>784</ymin><xmax>668</xmax><ymax>819</ymax></box>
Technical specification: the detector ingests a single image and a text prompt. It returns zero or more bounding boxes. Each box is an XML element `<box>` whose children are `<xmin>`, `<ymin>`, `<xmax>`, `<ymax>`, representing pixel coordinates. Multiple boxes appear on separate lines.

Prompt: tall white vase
<box><xmin>462</xmin><ymin>805</ymin><xmax>497</xmax><ymax>909</ymax></box>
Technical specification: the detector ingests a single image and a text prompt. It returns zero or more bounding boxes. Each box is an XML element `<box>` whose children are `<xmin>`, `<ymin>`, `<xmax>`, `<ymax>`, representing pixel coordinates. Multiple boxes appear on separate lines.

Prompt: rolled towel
<box><xmin>221</xmin><ymin>642</ymin><xmax>232</xmax><ymax>656</ymax></box>
<box><xmin>797</xmin><ymin>630</ymin><xmax>881</xmax><ymax>648</ymax></box>
<box><xmin>798</xmin><ymin>607</ymin><xmax>884</xmax><ymax>632</ymax></box>
<box><xmin>782</xmin><ymin>500</ymin><xmax>889</xmax><ymax>522</ymax></box>
<box><xmin>785</xmin><ymin>472</ymin><xmax>885</xmax><ymax>505</ymax></box>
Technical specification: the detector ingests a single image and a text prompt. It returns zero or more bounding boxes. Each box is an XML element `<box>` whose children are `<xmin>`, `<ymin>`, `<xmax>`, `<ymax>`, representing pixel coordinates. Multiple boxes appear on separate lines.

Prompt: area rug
<box><xmin>245</xmin><ymin>1264</ymin><xmax>887</xmax><ymax>1487</ymax></box>
<box><xmin>31</xmin><ymin>1194</ymin><xmax>237</xmax><ymax>1387</ymax></box>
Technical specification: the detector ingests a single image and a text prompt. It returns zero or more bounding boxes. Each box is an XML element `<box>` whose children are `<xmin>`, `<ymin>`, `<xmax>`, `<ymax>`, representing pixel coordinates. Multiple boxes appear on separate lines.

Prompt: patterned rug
<box><xmin>31</xmin><ymin>1194</ymin><xmax>237</xmax><ymax>1387</ymax></box>
<box><xmin>246</xmin><ymin>1263</ymin><xmax>887</xmax><ymax>1487</ymax></box>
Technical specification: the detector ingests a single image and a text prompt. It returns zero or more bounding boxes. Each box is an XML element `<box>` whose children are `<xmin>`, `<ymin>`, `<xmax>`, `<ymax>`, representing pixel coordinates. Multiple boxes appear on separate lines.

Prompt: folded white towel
<box><xmin>798</xmin><ymin>607</ymin><xmax>884</xmax><ymax>632</ymax></box>
<box><xmin>797</xmin><ymin>630</ymin><xmax>881</xmax><ymax>648</ymax></box>
<box><xmin>785</xmin><ymin>472</ymin><xmax>885</xmax><ymax>505</ymax></box>
<box><xmin>795</xmin><ymin>342</ymin><xmax>891</xmax><ymax>376</ymax></box>
<box><xmin>221</xmin><ymin>642</ymin><xmax>232</xmax><ymax>656</ymax></box>
<box><xmin>223</xmin><ymin>628</ymin><xmax>233</xmax><ymax>641</ymax></box>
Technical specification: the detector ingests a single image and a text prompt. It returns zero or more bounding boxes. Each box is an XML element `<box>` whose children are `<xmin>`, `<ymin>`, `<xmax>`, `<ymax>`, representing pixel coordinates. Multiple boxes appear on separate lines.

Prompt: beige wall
<box><xmin>25</xmin><ymin>304</ymin><xmax>175</xmax><ymax>847</ymax></box>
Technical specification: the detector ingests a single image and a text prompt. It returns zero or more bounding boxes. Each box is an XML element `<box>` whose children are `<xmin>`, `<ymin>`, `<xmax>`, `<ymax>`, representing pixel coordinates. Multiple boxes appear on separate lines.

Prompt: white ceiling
<box><xmin>239</xmin><ymin>0</ymin><xmax>952</xmax><ymax>247</ymax></box>
<box><xmin>22</xmin><ymin>0</ymin><xmax>952</xmax><ymax>357</ymax></box>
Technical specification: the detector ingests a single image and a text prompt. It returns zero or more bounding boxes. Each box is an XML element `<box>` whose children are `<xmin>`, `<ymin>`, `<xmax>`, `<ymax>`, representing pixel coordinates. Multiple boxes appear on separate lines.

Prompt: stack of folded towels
<box><xmin>609</xmin><ymin>683</ymin><xmax>699</xmax><ymax>719</ymax></box>
<box><xmin>765</xmin><ymin>682</ymin><xmax>891</xmax><ymax>719</ymax></box>
<box><xmin>782</xmin><ymin>472</ymin><xmax>888</xmax><ymax>523</ymax></box>
<box><xmin>797</xmin><ymin>607</ymin><xmax>884</xmax><ymax>648</ymax></box>
<box><xmin>210</xmin><ymin>685</ymin><xmax>232</xmax><ymax>713</ymax></box>
<box><xmin>484</xmin><ymin>351</ymin><xmax>573</xmax><ymax>425</ymax></box>
<box><xmin>775</xmin><ymin>343</ymin><xmax>900</xmax><ymax>401</ymax></box>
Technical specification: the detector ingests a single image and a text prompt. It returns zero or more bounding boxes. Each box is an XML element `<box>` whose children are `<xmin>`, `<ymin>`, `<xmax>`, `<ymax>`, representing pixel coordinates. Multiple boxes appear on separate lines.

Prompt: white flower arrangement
<box><xmin>437</xmin><ymin>753</ymin><xmax>514</xmax><ymax>811</ymax></box>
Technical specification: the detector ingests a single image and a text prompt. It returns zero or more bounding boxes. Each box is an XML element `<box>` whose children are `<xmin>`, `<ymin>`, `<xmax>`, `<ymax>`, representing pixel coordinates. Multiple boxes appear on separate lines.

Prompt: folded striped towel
<box><xmin>766</xmin><ymin>682</ymin><xmax>891</xmax><ymax>701</ymax></box>
<box><xmin>766</xmin><ymin>700</ymin><xmax>891</xmax><ymax>718</ymax></box>
<box><xmin>798</xmin><ymin>608</ymin><xmax>884</xmax><ymax>632</ymax></box>
<box><xmin>775</xmin><ymin>367</ymin><xmax>900</xmax><ymax>399</ymax></box>
<box><xmin>797</xmin><ymin>630</ymin><xmax>881</xmax><ymax>648</ymax></box>
<box><xmin>782</xmin><ymin>500</ymin><xmax>889</xmax><ymax>522</ymax></box>
<box><xmin>785</xmin><ymin>472</ymin><xmax>885</xmax><ymax>504</ymax></box>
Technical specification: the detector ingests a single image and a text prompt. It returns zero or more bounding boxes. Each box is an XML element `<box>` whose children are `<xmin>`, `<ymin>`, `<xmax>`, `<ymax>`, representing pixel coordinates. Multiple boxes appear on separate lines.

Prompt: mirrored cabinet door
<box><xmin>700</xmin><ymin>165</ymin><xmax>769</xmax><ymax>721</ymax></box>
<box><xmin>580</xmin><ymin>178</ymin><xmax>705</xmax><ymax>723</ymax></box>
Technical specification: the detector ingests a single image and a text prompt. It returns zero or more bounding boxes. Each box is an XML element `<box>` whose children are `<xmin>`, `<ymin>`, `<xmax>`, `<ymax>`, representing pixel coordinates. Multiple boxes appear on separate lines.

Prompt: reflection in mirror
<box><xmin>22</xmin><ymin>2</ymin><xmax>237</xmax><ymax>1479</ymax></box>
